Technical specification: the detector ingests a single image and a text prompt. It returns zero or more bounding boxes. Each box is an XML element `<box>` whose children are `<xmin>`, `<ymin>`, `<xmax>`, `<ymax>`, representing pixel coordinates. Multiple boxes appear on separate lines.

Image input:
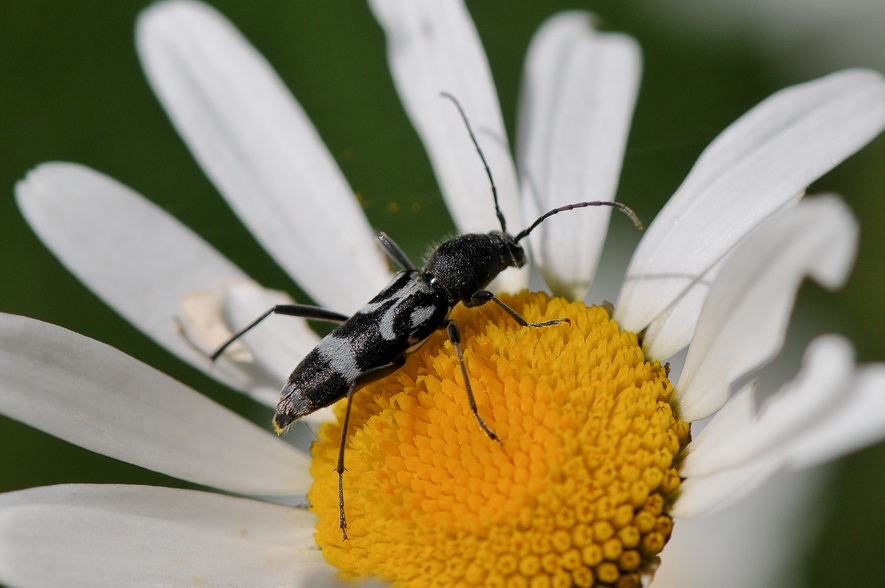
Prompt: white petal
<box><xmin>654</xmin><ymin>468</ymin><xmax>827</xmax><ymax>588</ymax></box>
<box><xmin>682</xmin><ymin>335</ymin><xmax>855</xmax><ymax>478</ymax></box>
<box><xmin>516</xmin><ymin>12</ymin><xmax>641</xmax><ymax>299</ymax></box>
<box><xmin>15</xmin><ymin>162</ymin><xmax>318</xmax><ymax>401</ymax></box>
<box><xmin>181</xmin><ymin>279</ymin><xmax>327</xmax><ymax>411</ymax></box>
<box><xmin>639</xmin><ymin>259</ymin><xmax>719</xmax><ymax>361</ymax></box>
<box><xmin>638</xmin><ymin>194</ymin><xmax>799</xmax><ymax>361</ymax></box>
<box><xmin>137</xmin><ymin>0</ymin><xmax>390</xmax><ymax>313</ymax></box>
<box><xmin>369</xmin><ymin>0</ymin><xmax>525</xmax><ymax>292</ymax></box>
<box><xmin>220</xmin><ymin>280</ymin><xmax>324</xmax><ymax>383</ymax></box>
<box><xmin>672</xmin><ymin>454</ymin><xmax>784</xmax><ymax>519</ymax></box>
<box><xmin>0</xmin><ymin>314</ymin><xmax>310</xmax><ymax>495</ymax></box>
<box><xmin>178</xmin><ymin>284</ymin><xmax>273</xmax><ymax>408</ymax></box>
<box><xmin>676</xmin><ymin>196</ymin><xmax>857</xmax><ymax>421</ymax></box>
<box><xmin>779</xmin><ymin>363</ymin><xmax>885</xmax><ymax>470</ymax></box>
<box><xmin>677</xmin><ymin>349</ymin><xmax>885</xmax><ymax>519</ymax></box>
<box><xmin>674</xmin><ymin>336</ymin><xmax>868</xmax><ymax>517</ymax></box>
<box><xmin>0</xmin><ymin>485</ymin><xmax>334</xmax><ymax>588</ymax></box>
<box><xmin>616</xmin><ymin>69</ymin><xmax>885</xmax><ymax>332</ymax></box>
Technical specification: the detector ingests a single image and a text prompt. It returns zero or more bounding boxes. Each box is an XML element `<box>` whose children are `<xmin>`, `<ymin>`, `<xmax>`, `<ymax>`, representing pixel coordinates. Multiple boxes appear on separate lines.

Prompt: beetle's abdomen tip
<box><xmin>272</xmin><ymin>417</ymin><xmax>290</xmax><ymax>435</ymax></box>
<box><xmin>273</xmin><ymin>407</ymin><xmax>300</xmax><ymax>435</ymax></box>
<box><xmin>274</xmin><ymin>393</ymin><xmax>312</xmax><ymax>434</ymax></box>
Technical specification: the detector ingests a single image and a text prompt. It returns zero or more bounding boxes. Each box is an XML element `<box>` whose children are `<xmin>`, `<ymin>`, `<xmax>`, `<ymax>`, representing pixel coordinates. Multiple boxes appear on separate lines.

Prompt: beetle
<box><xmin>204</xmin><ymin>94</ymin><xmax>642</xmax><ymax>539</ymax></box>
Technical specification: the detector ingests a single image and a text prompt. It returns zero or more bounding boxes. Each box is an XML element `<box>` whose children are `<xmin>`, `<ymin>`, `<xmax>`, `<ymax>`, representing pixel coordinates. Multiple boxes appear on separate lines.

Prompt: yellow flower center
<box><xmin>309</xmin><ymin>292</ymin><xmax>688</xmax><ymax>587</ymax></box>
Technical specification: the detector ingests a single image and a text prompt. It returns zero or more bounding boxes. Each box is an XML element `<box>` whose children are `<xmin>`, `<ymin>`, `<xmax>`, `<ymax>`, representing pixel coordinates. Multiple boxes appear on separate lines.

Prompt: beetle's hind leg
<box><xmin>335</xmin><ymin>358</ymin><xmax>405</xmax><ymax>541</ymax></box>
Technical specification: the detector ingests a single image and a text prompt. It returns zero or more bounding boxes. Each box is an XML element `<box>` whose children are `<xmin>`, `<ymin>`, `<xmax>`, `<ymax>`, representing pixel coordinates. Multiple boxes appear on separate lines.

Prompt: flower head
<box><xmin>3</xmin><ymin>1</ymin><xmax>885</xmax><ymax>587</ymax></box>
<box><xmin>311</xmin><ymin>294</ymin><xmax>685</xmax><ymax>586</ymax></box>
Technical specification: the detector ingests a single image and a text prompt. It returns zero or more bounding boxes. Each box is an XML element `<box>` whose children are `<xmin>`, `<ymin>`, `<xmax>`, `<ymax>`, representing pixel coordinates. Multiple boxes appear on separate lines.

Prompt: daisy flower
<box><xmin>3</xmin><ymin>1</ymin><xmax>885</xmax><ymax>586</ymax></box>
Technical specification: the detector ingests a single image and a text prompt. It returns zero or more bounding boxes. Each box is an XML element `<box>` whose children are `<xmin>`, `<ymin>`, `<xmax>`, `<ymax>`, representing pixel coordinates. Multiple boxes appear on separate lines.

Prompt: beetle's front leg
<box><xmin>445</xmin><ymin>320</ymin><xmax>500</xmax><ymax>444</ymax></box>
<box><xmin>464</xmin><ymin>290</ymin><xmax>569</xmax><ymax>328</ymax></box>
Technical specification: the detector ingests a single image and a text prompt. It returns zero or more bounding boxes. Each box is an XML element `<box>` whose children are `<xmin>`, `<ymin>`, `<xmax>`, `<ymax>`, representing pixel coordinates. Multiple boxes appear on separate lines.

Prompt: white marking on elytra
<box><xmin>361</xmin><ymin>274</ymin><xmax>438</xmax><ymax>341</ymax></box>
<box><xmin>379</xmin><ymin>308</ymin><xmax>397</xmax><ymax>341</ymax></box>
<box><xmin>410</xmin><ymin>306</ymin><xmax>436</xmax><ymax>329</ymax></box>
<box><xmin>316</xmin><ymin>335</ymin><xmax>360</xmax><ymax>381</ymax></box>
<box><xmin>358</xmin><ymin>299</ymin><xmax>387</xmax><ymax>315</ymax></box>
<box><xmin>357</xmin><ymin>272</ymin><xmax>410</xmax><ymax>316</ymax></box>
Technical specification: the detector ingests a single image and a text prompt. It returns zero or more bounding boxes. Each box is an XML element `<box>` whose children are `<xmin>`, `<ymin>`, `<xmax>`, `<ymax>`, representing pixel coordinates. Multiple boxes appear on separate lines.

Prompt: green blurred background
<box><xmin>0</xmin><ymin>1</ymin><xmax>883</xmax><ymax>586</ymax></box>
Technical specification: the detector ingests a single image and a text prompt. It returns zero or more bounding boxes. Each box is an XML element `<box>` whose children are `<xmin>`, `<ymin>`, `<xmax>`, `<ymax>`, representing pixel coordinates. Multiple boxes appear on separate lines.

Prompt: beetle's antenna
<box><xmin>514</xmin><ymin>201</ymin><xmax>643</xmax><ymax>242</ymax></box>
<box><xmin>440</xmin><ymin>92</ymin><xmax>507</xmax><ymax>233</ymax></box>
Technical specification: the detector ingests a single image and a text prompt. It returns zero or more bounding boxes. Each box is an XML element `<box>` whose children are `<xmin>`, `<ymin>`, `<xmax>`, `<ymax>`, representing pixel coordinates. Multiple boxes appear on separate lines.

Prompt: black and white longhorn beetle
<box><xmin>204</xmin><ymin>94</ymin><xmax>643</xmax><ymax>540</ymax></box>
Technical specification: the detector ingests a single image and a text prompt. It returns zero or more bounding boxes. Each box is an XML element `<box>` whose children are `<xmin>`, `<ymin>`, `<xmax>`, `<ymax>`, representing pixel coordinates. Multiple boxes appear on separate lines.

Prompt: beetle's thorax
<box><xmin>424</xmin><ymin>231</ymin><xmax>526</xmax><ymax>304</ymax></box>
